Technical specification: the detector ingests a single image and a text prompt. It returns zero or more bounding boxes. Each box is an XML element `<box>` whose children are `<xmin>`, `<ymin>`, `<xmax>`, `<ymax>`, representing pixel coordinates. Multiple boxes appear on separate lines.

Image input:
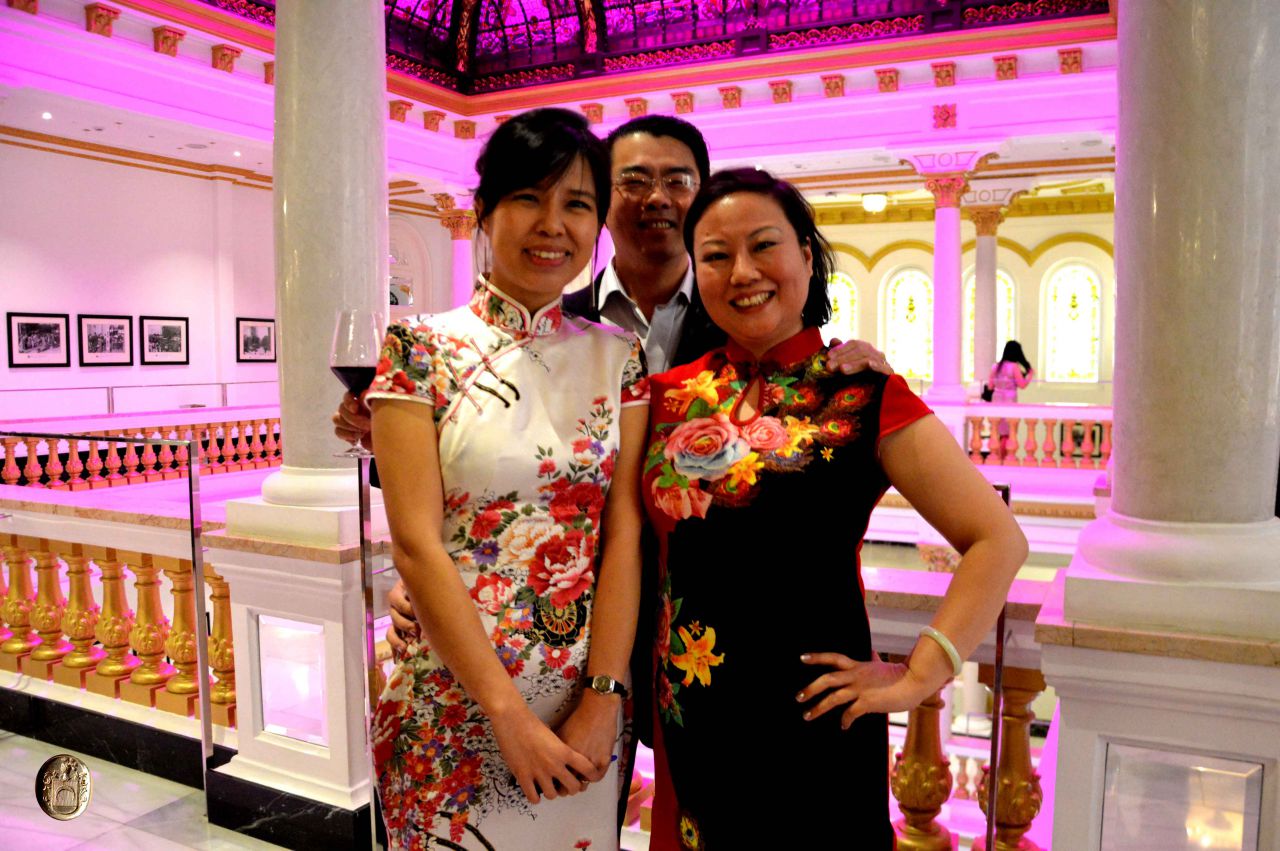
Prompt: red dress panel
<box><xmin>640</xmin><ymin>327</ymin><xmax>931</xmax><ymax>850</ymax></box>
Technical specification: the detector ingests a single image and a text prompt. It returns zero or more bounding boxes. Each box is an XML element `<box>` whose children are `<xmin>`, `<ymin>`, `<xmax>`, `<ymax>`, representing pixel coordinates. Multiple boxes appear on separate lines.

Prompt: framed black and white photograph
<box><xmin>139</xmin><ymin>315</ymin><xmax>189</xmax><ymax>365</ymax></box>
<box><xmin>236</xmin><ymin>317</ymin><xmax>276</xmax><ymax>363</ymax></box>
<box><xmin>77</xmin><ymin>314</ymin><xmax>133</xmax><ymax>366</ymax></box>
<box><xmin>7</xmin><ymin>312</ymin><xmax>70</xmax><ymax>368</ymax></box>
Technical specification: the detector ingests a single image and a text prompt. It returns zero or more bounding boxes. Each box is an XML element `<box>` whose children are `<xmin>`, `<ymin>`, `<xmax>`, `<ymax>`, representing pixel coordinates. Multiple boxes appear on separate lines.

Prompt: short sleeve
<box><xmin>365</xmin><ymin>319</ymin><xmax>447</xmax><ymax>411</ymax></box>
<box><xmin>878</xmin><ymin>374</ymin><xmax>932</xmax><ymax>440</ymax></box>
<box><xmin>620</xmin><ymin>335</ymin><xmax>650</xmax><ymax>408</ymax></box>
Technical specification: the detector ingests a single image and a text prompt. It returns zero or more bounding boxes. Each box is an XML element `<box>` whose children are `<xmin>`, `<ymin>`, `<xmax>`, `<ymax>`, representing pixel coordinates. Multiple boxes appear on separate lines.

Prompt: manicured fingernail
<box><xmin>800</xmin><ymin>654</ymin><xmax>811</xmax><ymax>662</ymax></box>
<box><xmin>795</xmin><ymin>691</ymin><xmax>805</xmax><ymax>702</ymax></box>
<box><xmin>803</xmin><ymin>711</ymin><xmax>812</xmax><ymax>720</ymax></box>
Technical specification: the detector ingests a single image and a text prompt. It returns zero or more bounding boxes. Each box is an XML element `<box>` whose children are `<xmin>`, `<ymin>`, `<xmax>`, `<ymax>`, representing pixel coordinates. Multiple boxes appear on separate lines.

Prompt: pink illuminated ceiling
<box><xmin>245</xmin><ymin>0</ymin><xmax>1111</xmax><ymax>91</ymax></box>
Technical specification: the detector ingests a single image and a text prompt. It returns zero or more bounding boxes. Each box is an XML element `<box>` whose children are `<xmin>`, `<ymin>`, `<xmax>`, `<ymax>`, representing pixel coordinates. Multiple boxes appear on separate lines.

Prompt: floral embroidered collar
<box><xmin>468</xmin><ymin>276</ymin><xmax>563</xmax><ymax>338</ymax></box>
<box><xmin>723</xmin><ymin>326</ymin><xmax>824</xmax><ymax>372</ymax></box>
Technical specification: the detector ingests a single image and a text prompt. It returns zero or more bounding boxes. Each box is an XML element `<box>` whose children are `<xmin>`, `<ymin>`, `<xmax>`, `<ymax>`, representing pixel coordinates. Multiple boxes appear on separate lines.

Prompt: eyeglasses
<box><xmin>613</xmin><ymin>173</ymin><xmax>699</xmax><ymax>199</ymax></box>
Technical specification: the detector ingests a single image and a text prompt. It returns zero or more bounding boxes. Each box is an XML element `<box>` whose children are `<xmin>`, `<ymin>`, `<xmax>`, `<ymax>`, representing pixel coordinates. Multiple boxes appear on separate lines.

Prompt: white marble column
<box><xmin>924</xmin><ymin>174</ymin><xmax>968</xmax><ymax>403</ymax></box>
<box><xmin>1065</xmin><ymin>0</ymin><xmax>1280</xmax><ymax>635</ymax></box>
<box><xmin>226</xmin><ymin>0</ymin><xmax>388</xmax><ymax>539</ymax></box>
<box><xmin>968</xmin><ymin>206</ymin><xmax>1003</xmax><ymax>383</ymax></box>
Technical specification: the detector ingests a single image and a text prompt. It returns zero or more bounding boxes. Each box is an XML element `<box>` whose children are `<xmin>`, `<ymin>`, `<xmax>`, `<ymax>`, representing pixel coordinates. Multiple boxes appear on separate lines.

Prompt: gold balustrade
<box><xmin>965</xmin><ymin>414</ymin><xmax>1112</xmax><ymax>469</ymax></box>
<box><xmin>206</xmin><ymin>565</ymin><xmax>237</xmax><ymax>727</ymax></box>
<box><xmin>892</xmin><ymin>685</ymin><xmax>955</xmax><ymax>850</ymax></box>
<box><xmin>1</xmin><ymin>535</ymin><xmax>38</xmax><ymax>663</ymax></box>
<box><xmin>0</xmin><ymin>418</ymin><xmax>283</xmax><ymax>487</ymax></box>
<box><xmin>974</xmin><ymin>666</ymin><xmax>1046</xmax><ymax>851</ymax></box>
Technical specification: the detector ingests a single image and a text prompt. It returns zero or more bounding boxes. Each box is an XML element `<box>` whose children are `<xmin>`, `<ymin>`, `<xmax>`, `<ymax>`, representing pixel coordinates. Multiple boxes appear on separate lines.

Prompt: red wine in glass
<box><xmin>331</xmin><ymin>308</ymin><xmax>383</xmax><ymax>458</ymax></box>
<box><xmin>331</xmin><ymin>365</ymin><xmax>377</xmax><ymax>396</ymax></box>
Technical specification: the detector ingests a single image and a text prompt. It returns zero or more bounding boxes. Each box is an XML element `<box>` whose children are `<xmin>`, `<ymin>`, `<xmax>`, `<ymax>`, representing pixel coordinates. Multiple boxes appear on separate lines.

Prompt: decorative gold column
<box><xmin>156</xmin><ymin>557</ymin><xmax>203</xmax><ymax>717</ymax></box>
<box><xmin>974</xmin><ymin>666</ymin><xmax>1046</xmax><ymax>851</ymax></box>
<box><xmin>120</xmin><ymin>553</ymin><xmax>174</xmax><ymax>707</ymax></box>
<box><xmin>892</xmin><ymin>686</ymin><xmax>954</xmax><ymax>850</ymax></box>
<box><xmin>52</xmin><ymin>542</ymin><xmax>105</xmax><ymax>688</ymax></box>
<box><xmin>86</xmin><ymin>547</ymin><xmax>139</xmax><ymax>698</ymax></box>
<box><xmin>0</xmin><ymin>544</ymin><xmax>9</xmax><ymax>645</ymax></box>
<box><xmin>206</xmin><ymin>565</ymin><xmax>237</xmax><ymax>727</ymax></box>
<box><xmin>24</xmin><ymin>542</ymin><xmax>69</xmax><ymax>679</ymax></box>
<box><xmin>1</xmin><ymin>536</ymin><xmax>39</xmax><ymax>667</ymax></box>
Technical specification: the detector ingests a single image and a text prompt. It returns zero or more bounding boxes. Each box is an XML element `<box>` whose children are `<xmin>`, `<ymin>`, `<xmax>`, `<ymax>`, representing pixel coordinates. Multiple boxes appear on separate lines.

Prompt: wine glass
<box><xmin>330</xmin><ymin>308</ymin><xmax>383</xmax><ymax>458</ymax></box>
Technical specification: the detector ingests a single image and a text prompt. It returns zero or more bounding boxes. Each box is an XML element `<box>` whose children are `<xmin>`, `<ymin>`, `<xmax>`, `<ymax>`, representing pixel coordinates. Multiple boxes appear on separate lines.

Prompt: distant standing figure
<box><xmin>988</xmin><ymin>340</ymin><xmax>1033</xmax><ymax>403</ymax></box>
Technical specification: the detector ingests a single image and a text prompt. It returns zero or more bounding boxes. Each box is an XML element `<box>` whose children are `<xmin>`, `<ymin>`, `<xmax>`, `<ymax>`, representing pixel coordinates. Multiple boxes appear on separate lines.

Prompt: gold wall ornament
<box><xmin>625</xmin><ymin>97</ymin><xmax>648</xmax><ymax>118</ymax></box>
<box><xmin>969</xmin><ymin>205</ymin><xmax>1006</xmax><ymax>236</ymax></box>
<box><xmin>389</xmin><ymin>99</ymin><xmax>412</xmax><ymax>122</ymax></box>
<box><xmin>28</xmin><ymin>545</ymin><xmax>70</xmax><ymax>667</ymax></box>
<box><xmin>212</xmin><ymin>44</ymin><xmax>242</xmax><ymax>74</ymax></box>
<box><xmin>671</xmin><ymin>91</ymin><xmax>694</xmax><ymax>114</ymax></box>
<box><xmin>454</xmin><ymin>119</ymin><xmax>476</xmax><ymax>139</ymax></box>
<box><xmin>931</xmin><ymin>62</ymin><xmax>956</xmax><ymax>87</ymax></box>
<box><xmin>126</xmin><ymin>554</ymin><xmax>174</xmax><ymax>686</ymax></box>
<box><xmin>152</xmin><ymin>25</ymin><xmax>184</xmax><ymax>57</ymax></box>
<box><xmin>1</xmin><ymin>537</ymin><xmax>38</xmax><ymax>657</ymax></box>
<box><xmin>36</xmin><ymin>754</ymin><xmax>91</xmax><ymax>821</ymax></box>
<box><xmin>876</xmin><ymin>68</ymin><xmax>900</xmax><ymax>93</ymax></box>
<box><xmin>891</xmin><ymin>686</ymin><xmax>954</xmax><ymax>851</ymax></box>
<box><xmin>8</xmin><ymin>0</ymin><xmax>39</xmax><ymax>14</ymax></box>
<box><xmin>54</xmin><ymin>543</ymin><xmax>104</xmax><ymax>673</ymax></box>
<box><xmin>718</xmin><ymin>86</ymin><xmax>742</xmax><ymax>109</ymax></box>
<box><xmin>263</xmin><ymin>61</ymin><xmax>274</xmax><ymax>85</ymax></box>
<box><xmin>442</xmin><ymin>210</ymin><xmax>477</xmax><ymax>241</ymax></box>
<box><xmin>925</xmin><ymin>174</ymin><xmax>969</xmax><ymax>208</ymax></box>
<box><xmin>821</xmin><ymin>74</ymin><xmax>845</xmax><ymax>98</ymax></box>
<box><xmin>974</xmin><ymin>666</ymin><xmax>1047</xmax><ymax>851</ymax></box>
<box><xmin>932</xmin><ymin>103</ymin><xmax>957</xmax><ymax>129</ymax></box>
<box><xmin>206</xmin><ymin>566</ymin><xmax>237</xmax><ymax>726</ymax></box>
<box><xmin>1058</xmin><ymin>47</ymin><xmax>1083</xmax><ymax>74</ymax></box>
<box><xmin>580</xmin><ymin>103</ymin><xmax>604</xmax><ymax>124</ymax></box>
<box><xmin>84</xmin><ymin>3</ymin><xmax>120</xmax><ymax>37</ymax></box>
<box><xmin>433</xmin><ymin>193</ymin><xmax>457</xmax><ymax>212</ymax></box>
<box><xmin>423</xmin><ymin>110</ymin><xmax>445</xmax><ymax>131</ymax></box>
<box><xmin>994</xmin><ymin>54</ymin><xmax>1018</xmax><ymax>81</ymax></box>
<box><xmin>769</xmin><ymin>79</ymin><xmax>793</xmax><ymax>104</ymax></box>
<box><xmin>91</xmin><ymin>551</ymin><xmax>139</xmax><ymax>679</ymax></box>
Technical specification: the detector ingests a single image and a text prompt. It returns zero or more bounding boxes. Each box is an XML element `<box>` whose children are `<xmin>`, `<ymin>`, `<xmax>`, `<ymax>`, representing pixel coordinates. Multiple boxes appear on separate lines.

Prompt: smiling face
<box><xmin>606</xmin><ymin>132</ymin><xmax>701</xmax><ymax>265</ymax></box>
<box><xmin>692</xmin><ymin>192</ymin><xmax>814</xmax><ymax>358</ymax></box>
<box><xmin>481</xmin><ymin>155</ymin><xmax>601</xmax><ymax>312</ymax></box>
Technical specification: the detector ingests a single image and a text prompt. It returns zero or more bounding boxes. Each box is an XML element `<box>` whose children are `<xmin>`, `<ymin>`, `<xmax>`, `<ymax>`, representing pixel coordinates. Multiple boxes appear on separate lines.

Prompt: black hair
<box><xmin>999</xmin><ymin>340</ymin><xmax>1032</xmax><ymax>374</ymax></box>
<box><xmin>682</xmin><ymin>167</ymin><xmax>833</xmax><ymax>328</ymax></box>
<box><xmin>473</xmin><ymin>108</ymin><xmax>611</xmax><ymax>229</ymax></box>
<box><xmin>605</xmin><ymin>115</ymin><xmax>712</xmax><ymax>184</ymax></box>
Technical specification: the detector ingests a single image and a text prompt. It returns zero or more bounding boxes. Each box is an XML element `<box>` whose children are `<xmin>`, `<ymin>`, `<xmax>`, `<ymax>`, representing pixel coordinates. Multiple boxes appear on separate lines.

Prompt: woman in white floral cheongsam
<box><xmin>365</xmin><ymin>109</ymin><xmax>648</xmax><ymax>851</ymax></box>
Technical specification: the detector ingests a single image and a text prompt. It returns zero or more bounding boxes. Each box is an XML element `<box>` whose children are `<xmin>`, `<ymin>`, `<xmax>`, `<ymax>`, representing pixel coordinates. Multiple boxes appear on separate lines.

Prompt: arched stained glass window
<box><xmin>1043</xmin><ymin>262</ymin><xmax>1102</xmax><ymax>382</ymax></box>
<box><xmin>823</xmin><ymin>271</ymin><xmax>858</xmax><ymax>343</ymax></box>
<box><xmin>883</xmin><ymin>268</ymin><xmax>933</xmax><ymax>381</ymax></box>
<box><xmin>962</xmin><ymin>270</ymin><xmax>1017</xmax><ymax>383</ymax></box>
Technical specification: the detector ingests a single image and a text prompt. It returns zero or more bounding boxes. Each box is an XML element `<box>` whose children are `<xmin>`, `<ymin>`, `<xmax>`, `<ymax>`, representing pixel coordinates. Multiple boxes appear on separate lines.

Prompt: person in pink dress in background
<box><xmin>987</xmin><ymin>340</ymin><xmax>1034</xmax><ymax>403</ymax></box>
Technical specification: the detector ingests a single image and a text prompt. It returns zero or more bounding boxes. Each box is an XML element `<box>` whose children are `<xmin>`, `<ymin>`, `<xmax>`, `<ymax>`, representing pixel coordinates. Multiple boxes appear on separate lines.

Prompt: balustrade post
<box><xmin>140</xmin><ymin>430</ymin><xmax>161</xmax><ymax>482</ymax></box>
<box><xmin>891</xmin><ymin>685</ymin><xmax>954</xmax><ymax>850</ymax></box>
<box><xmin>1060</xmin><ymin>419</ymin><xmax>1077</xmax><ymax>468</ymax></box>
<box><xmin>1099</xmin><ymin>420</ymin><xmax>1113</xmax><ymax>468</ymax></box>
<box><xmin>157</xmin><ymin>427</ymin><xmax>178</xmax><ymax>480</ymax></box>
<box><xmin>52</xmin><ymin>542</ymin><xmax>105</xmax><ymax>688</ymax></box>
<box><xmin>105</xmin><ymin>431</ymin><xmax>125</xmax><ymax>484</ymax></box>
<box><xmin>156</xmin><ymin>558</ymin><xmax>203</xmax><ymax>717</ymax></box>
<box><xmin>174</xmin><ymin>426</ymin><xmax>191</xmax><ymax>476</ymax></box>
<box><xmin>206</xmin><ymin>565</ymin><xmax>237</xmax><ymax>726</ymax></box>
<box><xmin>221</xmin><ymin>423</ymin><xmax>240</xmax><ymax>473</ymax></box>
<box><xmin>206</xmin><ymin>424</ymin><xmax>225</xmax><ymax>473</ymax></box>
<box><xmin>974</xmin><ymin>666</ymin><xmax>1046</xmax><ymax>851</ymax></box>
<box><xmin>123</xmin><ymin>432</ymin><xmax>144</xmax><ymax>484</ymax></box>
<box><xmin>65</xmin><ymin>438</ymin><xmax>88</xmax><ymax>490</ymax></box>
<box><xmin>22</xmin><ymin>437</ymin><xmax>45</xmax><ymax>488</ymax></box>
<box><xmin>86</xmin><ymin>547</ymin><xmax>140</xmax><ymax>698</ymax></box>
<box><xmin>1002</xmin><ymin>418</ymin><xmax>1021</xmax><ymax>466</ymax></box>
<box><xmin>968</xmin><ymin>417</ymin><xmax>984</xmax><ymax>463</ymax></box>
<box><xmin>2</xmin><ymin>537</ymin><xmax>40</xmax><ymax>663</ymax></box>
<box><xmin>120</xmin><ymin>553</ymin><xmax>175</xmax><ymax>707</ymax></box>
<box><xmin>235</xmin><ymin>421</ymin><xmax>252</xmax><ymax>470</ymax></box>
<box><xmin>0</xmin><ymin>546</ymin><xmax>8</xmax><ymax>645</ymax></box>
<box><xmin>1039</xmin><ymin>419</ymin><xmax>1058</xmax><ymax>468</ymax></box>
<box><xmin>25</xmin><ymin>543</ymin><xmax>70</xmax><ymax>679</ymax></box>
<box><xmin>1</xmin><ymin>438</ymin><xmax>21</xmax><ymax>485</ymax></box>
<box><xmin>1080</xmin><ymin>419</ymin><xmax>1097</xmax><ymax>469</ymax></box>
<box><xmin>45</xmin><ymin>439</ymin><xmax>66</xmax><ymax>489</ymax></box>
<box><xmin>249</xmin><ymin>419</ymin><xmax>267</xmax><ymax>468</ymax></box>
<box><xmin>85</xmin><ymin>435</ymin><xmax>106</xmax><ymax>487</ymax></box>
<box><xmin>265</xmin><ymin>418</ymin><xmax>281</xmax><ymax>465</ymax></box>
<box><xmin>1022</xmin><ymin>418</ymin><xmax>1039</xmax><ymax>467</ymax></box>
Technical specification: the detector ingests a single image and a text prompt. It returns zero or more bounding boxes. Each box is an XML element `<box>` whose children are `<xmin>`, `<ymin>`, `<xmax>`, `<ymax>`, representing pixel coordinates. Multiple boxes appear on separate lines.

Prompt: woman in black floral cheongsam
<box><xmin>642</xmin><ymin>169</ymin><xmax>1028</xmax><ymax>850</ymax></box>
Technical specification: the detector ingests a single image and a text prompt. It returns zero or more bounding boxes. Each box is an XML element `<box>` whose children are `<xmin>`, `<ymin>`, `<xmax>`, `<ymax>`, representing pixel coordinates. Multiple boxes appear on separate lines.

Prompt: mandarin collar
<box><xmin>724</xmin><ymin>326</ymin><xmax>824</xmax><ymax>371</ymax></box>
<box><xmin>468</xmin><ymin>276</ymin><xmax>563</xmax><ymax>338</ymax></box>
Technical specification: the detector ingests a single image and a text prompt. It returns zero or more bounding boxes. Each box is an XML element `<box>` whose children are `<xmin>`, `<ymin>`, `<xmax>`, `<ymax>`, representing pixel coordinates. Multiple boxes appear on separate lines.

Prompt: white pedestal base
<box><xmin>225</xmin><ymin>494</ymin><xmax>387</xmax><ymax>548</ymax></box>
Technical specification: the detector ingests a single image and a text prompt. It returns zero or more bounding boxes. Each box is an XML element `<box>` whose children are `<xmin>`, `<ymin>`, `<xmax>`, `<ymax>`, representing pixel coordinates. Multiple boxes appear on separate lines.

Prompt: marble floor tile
<box><xmin>69</xmin><ymin>824</ymin><xmax>191</xmax><ymax>850</ymax></box>
<box><xmin>126</xmin><ymin>794</ymin><xmax>284</xmax><ymax>850</ymax></box>
<box><xmin>0</xmin><ymin>800</ymin><xmax>122</xmax><ymax>851</ymax></box>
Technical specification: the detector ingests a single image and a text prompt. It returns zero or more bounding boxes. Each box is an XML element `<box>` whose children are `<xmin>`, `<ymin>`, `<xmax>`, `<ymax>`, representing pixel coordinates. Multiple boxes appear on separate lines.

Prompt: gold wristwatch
<box><xmin>589</xmin><ymin>674</ymin><xmax>630</xmax><ymax>699</ymax></box>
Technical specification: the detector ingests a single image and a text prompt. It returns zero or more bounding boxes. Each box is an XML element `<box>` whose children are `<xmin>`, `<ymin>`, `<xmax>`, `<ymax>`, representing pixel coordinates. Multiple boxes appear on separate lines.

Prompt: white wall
<box><xmin>0</xmin><ymin>141</ymin><xmax>278</xmax><ymax>413</ymax></box>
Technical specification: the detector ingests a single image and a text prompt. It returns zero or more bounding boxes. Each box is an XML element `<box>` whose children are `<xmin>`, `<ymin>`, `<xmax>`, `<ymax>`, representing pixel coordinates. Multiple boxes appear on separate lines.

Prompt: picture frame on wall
<box><xmin>139</xmin><ymin>315</ymin><xmax>189</xmax><ymax>365</ymax></box>
<box><xmin>77</xmin><ymin>314</ymin><xmax>133</xmax><ymax>366</ymax></box>
<box><xmin>236</xmin><ymin>317</ymin><xmax>276</xmax><ymax>363</ymax></box>
<box><xmin>7</xmin><ymin>312</ymin><xmax>71</xmax><ymax>368</ymax></box>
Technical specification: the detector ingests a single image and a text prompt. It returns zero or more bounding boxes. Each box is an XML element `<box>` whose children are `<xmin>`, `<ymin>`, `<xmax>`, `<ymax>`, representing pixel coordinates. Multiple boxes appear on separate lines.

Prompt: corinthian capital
<box><xmin>441</xmin><ymin>211</ymin><xmax>476</xmax><ymax>241</ymax></box>
<box><xmin>925</xmin><ymin>175</ymin><xmax>969</xmax><ymax>209</ymax></box>
<box><xmin>969</xmin><ymin>205</ymin><xmax>1005</xmax><ymax>236</ymax></box>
